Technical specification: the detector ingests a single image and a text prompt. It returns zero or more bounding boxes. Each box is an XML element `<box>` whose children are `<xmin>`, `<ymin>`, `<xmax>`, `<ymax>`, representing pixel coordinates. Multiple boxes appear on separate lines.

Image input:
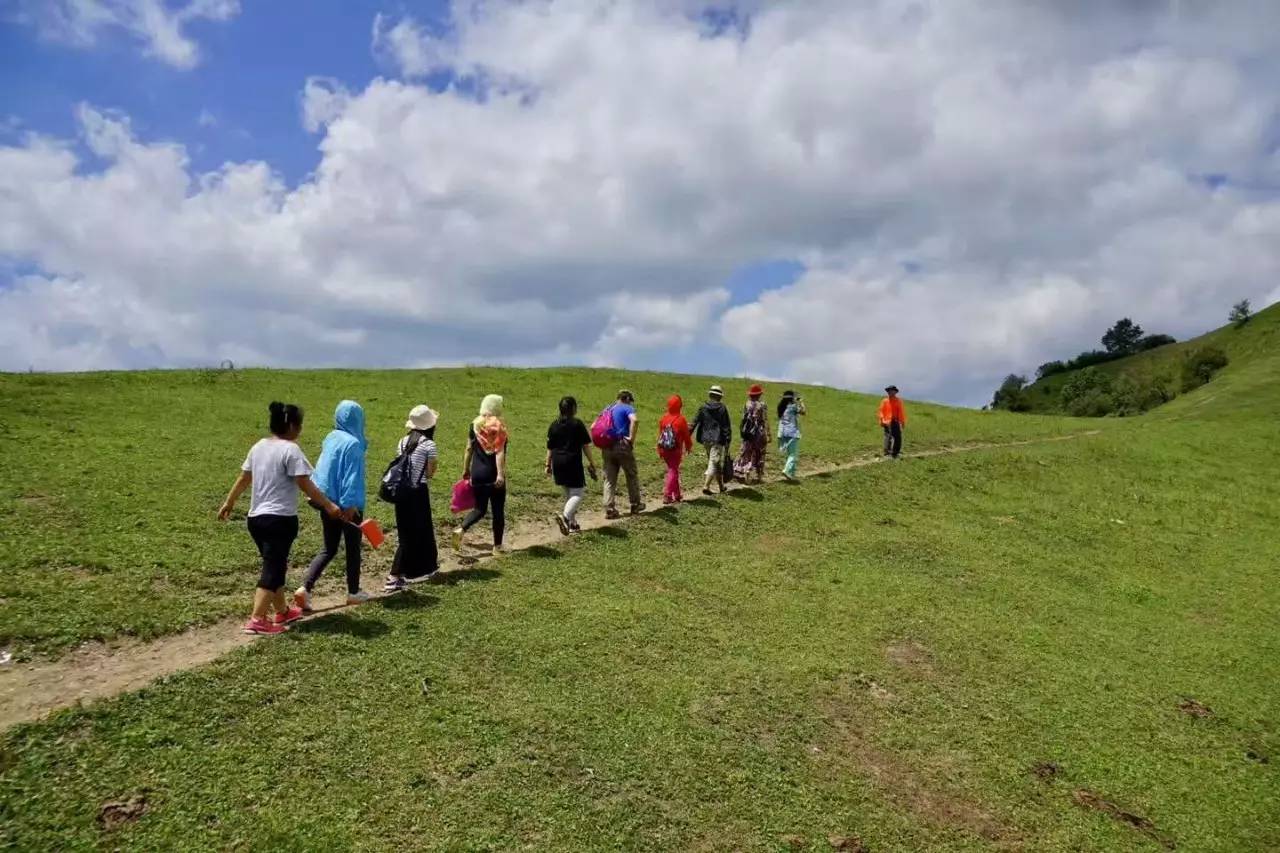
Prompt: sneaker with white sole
<box><xmin>383</xmin><ymin>575</ymin><xmax>407</xmax><ymax>592</ymax></box>
<box><xmin>555</xmin><ymin>514</ymin><xmax>570</xmax><ymax>536</ymax></box>
<box><xmin>243</xmin><ymin>616</ymin><xmax>287</xmax><ymax>635</ymax></box>
<box><xmin>346</xmin><ymin>590</ymin><xmax>371</xmax><ymax>605</ymax></box>
<box><xmin>293</xmin><ymin>587</ymin><xmax>312</xmax><ymax>612</ymax></box>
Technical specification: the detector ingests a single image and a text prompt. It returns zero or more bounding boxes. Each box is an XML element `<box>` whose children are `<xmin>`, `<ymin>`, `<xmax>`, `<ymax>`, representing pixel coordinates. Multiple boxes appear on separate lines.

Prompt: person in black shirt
<box><xmin>545</xmin><ymin>396</ymin><xmax>598</xmax><ymax>535</ymax></box>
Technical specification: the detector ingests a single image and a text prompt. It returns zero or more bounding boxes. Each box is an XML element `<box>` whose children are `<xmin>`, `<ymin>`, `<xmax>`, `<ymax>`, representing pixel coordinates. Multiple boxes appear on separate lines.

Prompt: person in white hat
<box><xmin>690</xmin><ymin>384</ymin><xmax>732</xmax><ymax>495</ymax></box>
<box><xmin>385</xmin><ymin>404</ymin><xmax>441</xmax><ymax>591</ymax></box>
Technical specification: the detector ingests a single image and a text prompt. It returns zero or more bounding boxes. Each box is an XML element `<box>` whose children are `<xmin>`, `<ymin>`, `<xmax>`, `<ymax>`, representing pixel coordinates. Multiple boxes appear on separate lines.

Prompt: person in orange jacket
<box><xmin>879</xmin><ymin>385</ymin><xmax>907</xmax><ymax>459</ymax></box>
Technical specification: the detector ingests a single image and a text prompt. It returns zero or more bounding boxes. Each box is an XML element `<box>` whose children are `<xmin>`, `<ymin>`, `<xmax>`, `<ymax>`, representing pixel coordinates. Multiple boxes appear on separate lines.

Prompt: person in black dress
<box><xmin>545</xmin><ymin>396</ymin><xmax>598</xmax><ymax>535</ymax></box>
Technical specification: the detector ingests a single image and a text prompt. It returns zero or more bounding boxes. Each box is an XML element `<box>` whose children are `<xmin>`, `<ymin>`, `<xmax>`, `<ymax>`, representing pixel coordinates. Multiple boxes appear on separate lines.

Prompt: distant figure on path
<box><xmin>218</xmin><ymin>402</ymin><xmax>341</xmax><ymax>635</ymax></box>
<box><xmin>296</xmin><ymin>400</ymin><xmax>369</xmax><ymax>611</ymax></box>
<box><xmin>656</xmin><ymin>394</ymin><xmax>694</xmax><ymax>504</ymax></box>
<box><xmin>879</xmin><ymin>385</ymin><xmax>907</xmax><ymax>459</ymax></box>
<box><xmin>733</xmin><ymin>384</ymin><xmax>769</xmax><ymax>484</ymax></box>
<box><xmin>546</xmin><ymin>396</ymin><xmax>598</xmax><ymax>535</ymax></box>
<box><xmin>453</xmin><ymin>394</ymin><xmax>509</xmax><ymax>553</ymax></box>
<box><xmin>777</xmin><ymin>390</ymin><xmax>806</xmax><ymax>481</ymax></box>
<box><xmin>385</xmin><ymin>404</ymin><xmax>440</xmax><ymax>591</ymax></box>
<box><xmin>602</xmin><ymin>389</ymin><xmax>645</xmax><ymax>519</ymax></box>
<box><xmin>692</xmin><ymin>384</ymin><xmax>732</xmax><ymax>495</ymax></box>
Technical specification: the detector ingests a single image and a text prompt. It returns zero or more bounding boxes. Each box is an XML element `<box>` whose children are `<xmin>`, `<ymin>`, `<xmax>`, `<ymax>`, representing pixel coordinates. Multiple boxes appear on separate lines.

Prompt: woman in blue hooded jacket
<box><xmin>295</xmin><ymin>400</ymin><xmax>369</xmax><ymax>609</ymax></box>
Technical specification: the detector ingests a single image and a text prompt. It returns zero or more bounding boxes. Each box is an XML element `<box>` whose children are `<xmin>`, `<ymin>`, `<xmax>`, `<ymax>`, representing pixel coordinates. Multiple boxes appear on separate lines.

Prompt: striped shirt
<box><xmin>398</xmin><ymin>434</ymin><xmax>438</xmax><ymax>487</ymax></box>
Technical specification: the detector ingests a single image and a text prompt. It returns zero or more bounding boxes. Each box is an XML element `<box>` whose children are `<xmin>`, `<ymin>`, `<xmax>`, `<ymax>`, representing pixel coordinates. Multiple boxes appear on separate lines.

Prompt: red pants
<box><xmin>659</xmin><ymin>449</ymin><xmax>683</xmax><ymax>501</ymax></box>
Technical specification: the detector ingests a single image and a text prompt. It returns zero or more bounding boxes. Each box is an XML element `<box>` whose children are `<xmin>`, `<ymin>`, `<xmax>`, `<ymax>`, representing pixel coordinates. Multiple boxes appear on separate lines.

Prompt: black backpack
<box><xmin>378</xmin><ymin>435</ymin><xmax>422</xmax><ymax>504</ymax></box>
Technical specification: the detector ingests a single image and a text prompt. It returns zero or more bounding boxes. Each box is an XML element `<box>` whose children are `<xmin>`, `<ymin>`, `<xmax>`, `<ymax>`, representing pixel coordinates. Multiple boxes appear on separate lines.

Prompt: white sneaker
<box><xmin>293</xmin><ymin>587</ymin><xmax>312</xmax><ymax>612</ymax></box>
<box><xmin>346</xmin><ymin>590</ymin><xmax>371</xmax><ymax>605</ymax></box>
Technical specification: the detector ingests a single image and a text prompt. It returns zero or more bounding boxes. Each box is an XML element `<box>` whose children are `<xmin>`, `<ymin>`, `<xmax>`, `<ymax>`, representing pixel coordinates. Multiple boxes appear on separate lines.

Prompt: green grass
<box><xmin>3</xmin><ymin>342</ymin><xmax>1279</xmax><ymax>850</ymax></box>
<box><xmin>0</xmin><ymin>367</ymin><xmax>1081</xmax><ymax>657</ymax></box>
<box><xmin>2</xmin><ymin>372</ymin><xmax>1278</xmax><ymax>850</ymax></box>
<box><xmin>1019</xmin><ymin>300</ymin><xmax>1280</xmax><ymax>414</ymax></box>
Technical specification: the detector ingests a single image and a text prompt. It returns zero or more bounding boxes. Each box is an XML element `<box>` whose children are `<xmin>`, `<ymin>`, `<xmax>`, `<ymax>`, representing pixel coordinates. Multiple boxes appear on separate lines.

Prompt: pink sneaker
<box><xmin>243</xmin><ymin>617</ymin><xmax>287</xmax><ymax>635</ymax></box>
<box><xmin>273</xmin><ymin>606</ymin><xmax>304</xmax><ymax>626</ymax></box>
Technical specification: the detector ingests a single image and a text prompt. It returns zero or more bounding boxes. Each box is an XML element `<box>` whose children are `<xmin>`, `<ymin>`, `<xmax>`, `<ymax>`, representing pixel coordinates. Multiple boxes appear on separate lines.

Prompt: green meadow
<box><xmin>0</xmin><ymin>368</ymin><xmax>1077</xmax><ymax>657</ymax></box>
<box><xmin>2</xmin><ymin>341</ymin><xmax>1278</xmax><ymax>850</ymax></box>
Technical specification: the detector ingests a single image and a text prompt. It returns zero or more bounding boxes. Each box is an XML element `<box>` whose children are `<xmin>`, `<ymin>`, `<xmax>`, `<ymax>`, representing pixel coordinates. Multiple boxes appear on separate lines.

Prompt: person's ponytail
<box><xmin>268</xmin><ymin>401</ymin><xmax>303</xmax><ymax>436</ymax></box>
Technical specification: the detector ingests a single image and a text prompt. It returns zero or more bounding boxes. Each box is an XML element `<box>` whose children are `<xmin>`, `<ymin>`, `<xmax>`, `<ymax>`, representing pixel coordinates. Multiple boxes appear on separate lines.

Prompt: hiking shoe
<box><xmin>604</xmin><ymin>509</ymin><xmax>622</xmax><ymax>520</ymax></box>
<box><xmin>630</xmin><ymin>503</ymin><xmax>646</xmax><ymax>515</ymax></box>
<box><xmin>293</xmin><ymin>587</ymin><xmax>312</xmax><ymax>612</ymax></box>
<box><xmin>407</xmin><ymin>570</ymin><xmax>442</xmax><ymax>584</ymax></box>
<box><xmin>701</xmin><ymin>488</ymin><xmax>713</xmax><ymax>496</ymax></box>
<box><xmin>568</xmin><ymin>522</ymin><xmax>582</xmax><ymax>534</ymax></box>
<box><xmin>450</xmin><ymin>527</ymin><xmax>464</xmax><ymax>551</ymax></box>
<box><xmin>383</xmin><ymin>575</ymin><xmax>407</xmax><ymax>592</ymax></box>
<box><xmin>346</xmin><ymin>590</ymin><xmax>372</xmax><ymax>605</ymax></box>
<box><xmin>243</xmin><ymin>616</ymin><xmax>286</xmax><ymax>635</ymax></box>
<box><xmin>493</xmin><ymin>543</ymin><xmax>509</xmax><ymax>554</ymax></box>
<box><xmin>273</xmin><ymin>606</ymin><xmax>304</xmax><ymax>626</ymax></box>
<box><xmin>555</xmin><ymin>514</ymin><xmax>570</xmax><ymax>536</ymax></box>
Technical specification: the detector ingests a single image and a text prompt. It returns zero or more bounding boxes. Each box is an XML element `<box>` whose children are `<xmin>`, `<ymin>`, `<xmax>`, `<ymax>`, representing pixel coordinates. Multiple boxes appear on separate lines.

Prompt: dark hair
<box><xmin>268</xmin><ymin>401</ymin><xmax>303</xmax><ymax>436</ymax></box>
<box><xmin>617</xmin><ymin>389</ymin><xmax>634</xmax><ymax>403</ymax></box>
<box><xmin>411</xmin><ymin>426</ymin><xmax>436</xmax><ymax>441</ymax></box>
<box><xmin>777</xmin><ymin>390</ymin><xmax>796</xmax><ymax>422</ymax></box>
<box><xmin>558</xmin><ymin>396</ymin><xmax>578</xmax><ymax>419</ymax></box>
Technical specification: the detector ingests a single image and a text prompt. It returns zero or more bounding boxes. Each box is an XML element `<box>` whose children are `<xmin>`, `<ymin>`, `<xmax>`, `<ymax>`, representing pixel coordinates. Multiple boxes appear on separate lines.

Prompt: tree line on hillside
<box><xmin>990</xmin><ymin>314</ymin><xmax>1234</xmax><ymax>416</ymax></box>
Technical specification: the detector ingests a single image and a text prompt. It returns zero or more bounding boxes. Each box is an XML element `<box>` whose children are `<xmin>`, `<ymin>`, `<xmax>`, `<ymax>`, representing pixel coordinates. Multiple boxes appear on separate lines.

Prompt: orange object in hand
<box><xmin>358</xmin><ymin>518</ymin><xmax>385</xmax><ymax>549</ymax></box>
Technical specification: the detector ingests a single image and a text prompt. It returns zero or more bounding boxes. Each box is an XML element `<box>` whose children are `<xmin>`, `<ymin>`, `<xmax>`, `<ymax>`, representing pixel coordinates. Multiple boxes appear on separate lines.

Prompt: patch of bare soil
<box><xmin>814</xmin><ymin>682</ymin><xmax>1022</xmax><ymax>848</ymax></box>
<box><xmin>1072</xmin><ymin>789</ymin><xmax>1175</xmax><ymax>849</ymax></box>
<box><xmin>1029</xmin><ymin>761</ymin><xmax>1061</xmax><ymax>781</ymax></box>
<box><xmin>1176</xmin><ymin>698</ymin><xmax>1213</xmax><ymax>718</ymax></box>
<box><xmin>884</xmin><ymin>640</ymin><xmax>934</xmax><ymax>674</ymax></box>
<box><xmin>96</xmin><ymin>794</ymin><xmax>149</xmax><ymax>831</ymax></box>
<box><xmin>1</xmin><ymin>431</ymin><xmax>1103</xmax><ymax>731</ymax></box>
<box><xmin>827</xmin><ymin>835</ymin><xmax>870</xmax><ymax>851</ymax></box>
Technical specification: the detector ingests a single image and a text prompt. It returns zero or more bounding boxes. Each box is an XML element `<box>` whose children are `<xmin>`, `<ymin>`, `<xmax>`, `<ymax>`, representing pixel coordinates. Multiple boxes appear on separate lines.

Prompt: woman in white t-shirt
<box><xmin>385</xmin><ymin>404</ymin><xmax>441</xmax><ymax>590</ymax></box>
<box><xmin>218</xmin><ymin>402</ymin><xmax>342</xmax><ymax>635</ymax></box>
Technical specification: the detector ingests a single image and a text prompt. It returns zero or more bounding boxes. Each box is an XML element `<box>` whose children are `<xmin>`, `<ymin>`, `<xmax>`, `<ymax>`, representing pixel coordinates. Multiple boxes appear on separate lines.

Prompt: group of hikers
<box><xmin>217</xmin><ymin>383</ymin><xmax>909</xmax><ymax>636</ymax></box>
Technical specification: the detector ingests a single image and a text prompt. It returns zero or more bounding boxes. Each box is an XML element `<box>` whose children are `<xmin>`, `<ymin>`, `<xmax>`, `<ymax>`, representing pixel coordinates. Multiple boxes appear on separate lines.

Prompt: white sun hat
<box><xmin>405</xmin><ymin>404</ymin><xmax>438</xmax><ymax>430</ymax></box>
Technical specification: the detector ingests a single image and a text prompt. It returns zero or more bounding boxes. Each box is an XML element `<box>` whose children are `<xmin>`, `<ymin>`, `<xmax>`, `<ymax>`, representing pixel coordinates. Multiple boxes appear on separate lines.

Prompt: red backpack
<box><xmin>590</xmin><ymin>405</ymin><xmax>616</xmax><ymax>449</ymax></box>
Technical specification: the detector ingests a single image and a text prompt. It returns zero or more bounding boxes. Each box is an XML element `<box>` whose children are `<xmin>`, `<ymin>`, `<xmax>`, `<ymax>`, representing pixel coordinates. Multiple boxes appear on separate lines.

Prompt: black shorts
<box><xmin>247</xmin><ymin>514</ymin><xmax>299</xmax><ymax>591</ymax></box>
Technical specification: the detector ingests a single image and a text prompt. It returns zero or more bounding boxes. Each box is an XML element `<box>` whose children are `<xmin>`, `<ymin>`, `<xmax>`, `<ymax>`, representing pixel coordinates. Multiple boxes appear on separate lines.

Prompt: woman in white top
<box><xmin>385</xmin><ymin>404</ymin><xmax>441</xmax><ymax>591</ymax></box>
<box><xmin>218</xmin><ymin>402</ymin><xmax>341</xmax><ymax>635</ymax></box>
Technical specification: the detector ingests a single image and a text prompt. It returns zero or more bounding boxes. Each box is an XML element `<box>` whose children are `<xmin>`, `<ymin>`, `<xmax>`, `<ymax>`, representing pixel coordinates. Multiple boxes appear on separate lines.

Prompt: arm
<box><xmin>218</xmin><ymin>471</ymin><xmax>252</xmax><ymax>520</ymax></box>
<box><xmin>297</xmin><ymin>474</ymin><xmax>342</xmax><ymax>518</ymax></box>
<box><xmin>462</xmin><ymin>443</ymin><xmax>474</xmax><ymax>479</ymax></box>
<box><xmin>495</xmin><ymin>448</ymin><xmax>508</xmax><ymax>488</ymax></box>
<box><xmin>545</xmin><ymin>448</ymin><xmax>553</xmax><ymax>476</ymax></box>
<box><xmin>627</xmin><ymin>413</ymin><xmax>638</xmax><ymax>444</ymax></box>
<box><xmin>583</xmin><ymin>444</ymin><xmax>597</xmax><ymax>475</ymax></box>
<box><xmin>798</xmin><ymin>400</ymin><xmax>807</xmax><ymax>416</ymax></box>
<box><xmin>426</xmin><ymin>457</ymin><xmax>438</xmax><ymax>480</ymax></box>
<box><xmin>336</xmin><ymin>446</ymin><xmax>364</xmax><ymax>519</ymax></box>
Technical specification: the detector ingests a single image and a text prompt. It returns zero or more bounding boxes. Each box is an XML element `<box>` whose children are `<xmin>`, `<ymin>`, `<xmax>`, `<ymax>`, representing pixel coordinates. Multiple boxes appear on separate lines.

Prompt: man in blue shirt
<box><xmin>603</xmin><ymin>389</ymin><xmax>644</xmax><ymax>519</ymax></box>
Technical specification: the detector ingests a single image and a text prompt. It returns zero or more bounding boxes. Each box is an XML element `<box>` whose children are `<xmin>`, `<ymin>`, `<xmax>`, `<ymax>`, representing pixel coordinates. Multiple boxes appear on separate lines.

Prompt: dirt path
<box><xmin>0</xmin><ymin>431</ymin><xmax>1099</xmax><ymax>731</ymax></box>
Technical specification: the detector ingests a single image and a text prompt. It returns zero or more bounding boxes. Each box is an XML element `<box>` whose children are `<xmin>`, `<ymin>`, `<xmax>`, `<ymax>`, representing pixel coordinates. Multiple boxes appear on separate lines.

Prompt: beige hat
<box><xmin>709</xmin><ymin>384</ymin><xmax>724</xmax><ymax>397</ymax></box>
<box><xmin>405</xmin><ymin>404</ymin><xmax>438</xmax><ymax>430</ymax></box>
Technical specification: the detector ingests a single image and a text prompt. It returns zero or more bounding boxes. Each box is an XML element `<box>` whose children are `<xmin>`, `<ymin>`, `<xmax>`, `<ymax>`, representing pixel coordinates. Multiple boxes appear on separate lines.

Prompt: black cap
<box><xmin>885</xmin><ymin>385</ymin><xmax>899</xmax><ymax>394</ymax></box>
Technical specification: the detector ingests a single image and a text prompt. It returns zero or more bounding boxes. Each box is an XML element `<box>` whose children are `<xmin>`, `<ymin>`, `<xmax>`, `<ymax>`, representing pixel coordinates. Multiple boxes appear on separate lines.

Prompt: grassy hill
<box><xmin>0</xmin><ymin>368</ymin><xmax>1080</xmax><ymax>657</ymax></box>
<box><xmin>3</xmin><ymin>353</ymin><xmax>1280</xmax><ymax>850</ymax></box>
<box><xmin>1017</xmin><ymin>300</ymin><xmax>1279</xmax><ymax>414</ymax></box>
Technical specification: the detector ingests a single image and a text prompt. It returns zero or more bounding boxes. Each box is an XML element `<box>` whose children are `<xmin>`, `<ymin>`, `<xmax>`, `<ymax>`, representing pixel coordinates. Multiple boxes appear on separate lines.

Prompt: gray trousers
<box><xmin>603</xmin><ymin>441</ymin><xmax>641</xmax><ymax>511</ymax></box>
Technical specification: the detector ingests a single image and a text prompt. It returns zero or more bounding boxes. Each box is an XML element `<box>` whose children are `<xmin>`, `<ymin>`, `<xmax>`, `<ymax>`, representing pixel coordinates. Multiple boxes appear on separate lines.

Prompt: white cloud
<box><xmin>197</xmin><ymin>108</ymin><xmax>217</xmax><ymax>128</ymax></box>
<box><xmin>8</xmin><ymin>0</ymin><xmax>240</xmax><ymax>69</ymax></box>
<box><xmin>3</xmin><ymin>1</ymin><xmax>1280</xmax><ymax>405</ymax></box>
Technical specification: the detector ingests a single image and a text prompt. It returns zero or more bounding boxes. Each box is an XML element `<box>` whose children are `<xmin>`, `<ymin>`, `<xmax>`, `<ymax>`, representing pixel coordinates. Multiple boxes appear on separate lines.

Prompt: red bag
<box><xmin>450</xmin><ymin>478</ymin><xmax>475</xmax><ymax>514</ymax></box>
<box><xmin>590</xmin><ymin>405</ymin><xmax>615</xmax><ymax>449</ymax></box>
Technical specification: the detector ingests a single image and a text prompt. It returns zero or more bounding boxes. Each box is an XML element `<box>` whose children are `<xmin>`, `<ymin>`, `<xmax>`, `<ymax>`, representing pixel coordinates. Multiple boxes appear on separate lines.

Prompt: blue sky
<box><xmin>2</xmin><ymin>2</ymin><xmax>1278</xmax><ymax>405</ymax></box>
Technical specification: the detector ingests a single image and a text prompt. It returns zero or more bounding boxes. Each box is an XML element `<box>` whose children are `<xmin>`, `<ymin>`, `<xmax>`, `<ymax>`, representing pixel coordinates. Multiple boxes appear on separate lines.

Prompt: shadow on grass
<box><xmin>524</xmin><ymin>545</ymin><xmax>562</xmax><ymax>559</ymax></box>
<box><xmin>295</xmin><ymin>613</ymin><xmax>391</xmax><ymax>639</ymax></box>
<box><xmin>726</xmin><ymin>488</ymin><xmax>764</xmax><ymax>502</ymax></box>
<box><xmin>685</xmin><ymin>497</ymin><xmax>723</xmax><ymax>508</ymax></box>
<box><xmin>591</xmin><ymin>526</ymin><xmax>629</xmax><ymax>539</ymax></box>
<box><xmin>433</xmin><ymin>567</ymin><xmax>503</xmax><ymax>585</ymax></box>
<box><xmin>379</xmin><ymin>591</ymin><xmax>441</xmax><ymax>610</ymax></box>
<box><xmin>650</xmin><ymin>506</ymin><xmax>681</xmax><ymax>524</ymax></box>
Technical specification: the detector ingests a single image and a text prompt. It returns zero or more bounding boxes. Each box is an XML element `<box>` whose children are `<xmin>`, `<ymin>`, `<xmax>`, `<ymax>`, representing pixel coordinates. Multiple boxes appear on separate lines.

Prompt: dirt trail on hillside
<box><xmin>0</xmin><ymin>431</ymin><xmax>1099</xmax><ymax>731</ymax></box>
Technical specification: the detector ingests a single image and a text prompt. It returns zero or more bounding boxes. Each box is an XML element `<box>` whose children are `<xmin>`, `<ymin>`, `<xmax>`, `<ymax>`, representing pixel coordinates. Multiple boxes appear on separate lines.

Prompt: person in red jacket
<box><xmin>878</xmin><ymin>385</ymin><xmax>907</xmax><ymax>459</ymax></box>
<box><xmin>656</xmin><ymin>394</ymin><xmax>694</xmax><ymax>504</ymax></box>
